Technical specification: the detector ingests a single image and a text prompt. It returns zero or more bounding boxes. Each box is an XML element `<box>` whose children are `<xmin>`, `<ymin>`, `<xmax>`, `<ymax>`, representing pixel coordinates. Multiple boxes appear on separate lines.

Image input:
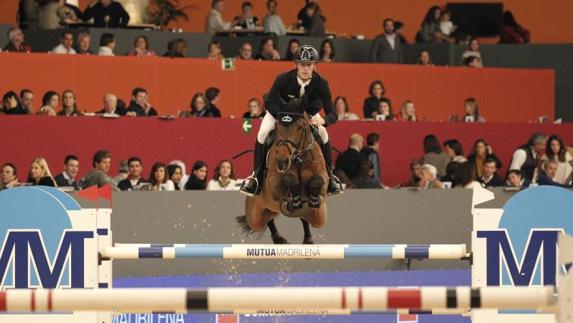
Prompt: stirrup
<box><xmin>328</xmin><ymin>174</ymin><xmax>343</xmax><ymax>196</ymax></box>
<box><xmin>240</xmin><ymin>175</ymin><xmax>260</xmax><ymax>197</ymax></box>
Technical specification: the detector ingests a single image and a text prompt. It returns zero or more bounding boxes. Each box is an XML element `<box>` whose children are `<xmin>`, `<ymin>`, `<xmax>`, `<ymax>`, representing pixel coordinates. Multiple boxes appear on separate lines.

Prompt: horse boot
<box><xmin>240</xmin><ymin>142</ymin><xmax>265</xmax><ymax>197</ymax></box>
<box><xmin>321</xmin><ymin>141</ymin><xmax>343</xmax><ymax>195</ymax></box>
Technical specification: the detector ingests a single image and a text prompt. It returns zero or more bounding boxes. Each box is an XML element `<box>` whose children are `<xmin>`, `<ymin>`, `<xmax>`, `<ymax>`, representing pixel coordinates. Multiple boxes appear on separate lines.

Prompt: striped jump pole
<box><xmin>102</xmin><ymin>244</ymin><xmax>469</xmax><ymax>260</ymax></box>
<box><xmin>0</xmin><ymin>287</ymin><xmax>554</xmax><ymax>313</ymax></box>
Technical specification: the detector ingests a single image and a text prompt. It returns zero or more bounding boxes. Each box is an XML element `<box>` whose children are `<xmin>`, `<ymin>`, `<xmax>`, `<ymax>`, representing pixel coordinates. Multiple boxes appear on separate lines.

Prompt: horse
<box><xmin>238</xmin><ymin>102</ymin><xmax>329</xmax><ymax>244</ymax></box>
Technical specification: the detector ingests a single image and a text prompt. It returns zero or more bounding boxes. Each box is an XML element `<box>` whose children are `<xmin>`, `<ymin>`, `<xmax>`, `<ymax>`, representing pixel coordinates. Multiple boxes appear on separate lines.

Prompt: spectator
<box><xmin>363</xmin><ymin>80</ymin><xmax>388</xmax><ymax>119</ymax></box>
<box><xmin>27</xmin><ymin>157</ymin><xmax>56</xmax><ymax>187</ymax></box>
<box><xmin>335</xmin><ymin>133</ymin><xmax>367</xmax><ymax>186</ymax></box>
<box><xmin>254</xmin><ymin>37</ymin><xmax>280</xmax><ymax>61</ymax></box>
<box><xmin>61</xmin><ymin>2</ymin><xmax>83</xmax><ymax>23</ymax></box>
<box><xmin>54</xmin><ymin>154</ymin><xmax>80</xmax><ymax>189</ymax></box>
<box><xmin>506</xmin><ymin>169</ymin><xmax>529</xmax><ymax>189</ymax></box>
<box><xmin>361</xmin><ymin>133</ymin><xmax>381</xmax><ymax>182</ymax></box>
<box><xmin>3</xmin><ymin>27</ymin><xmax>31</xmax><ymax>53</ymax></box>
<box><xmin>127</xmin><ymin>87</ymin><xmax>158</xmax><ymax>117</ymax></box>
<box><xmin>207</xmin><ymin>160</ymin><xmax>238</xmax><ymax>191</ymax></box>
<box><xmin>284</xmin><ymin>38</ymin><xmax>301</xmax><ymax>61</ymax></box>
<box><xmin>263</xmin><ymin>0</ymin><xmax>286</xmax><ymax>36</ymax></box>
<box><xmin>417</xmin><ymin>6</ymin><xmax>442</xmax><ymax>43</ymax></box>
<box><xmin>370</xmin><ymin>18</ymin><xmax>403</xmax><ymax>63</ymax></box>
<box><xmin>441</xmin><ymin>159</ymin><xmax>461</xmax><ymax>184</ymax></box>
<box><xmin>82</xmin><ymin>149</ymin><xmax>113</xmax><ymax>188</ymax></box>
<box><xmin>418</xmin><ymin>50</ymin><xmax>433</xmax><ymax>66</ymax></box>
<box><xmin>538</xmin><ymin>160</ymin><xmax>570</xmax><ymax>188</ymax></box>
<box><xmin>421</xmin><ymin>134</ymin><xmax>451</xmax><ymax>178</ymax></box>
<box><xmin>499</xmin><ymin>11</ymin><xmax>530</xmax><ymax>44</ymax></box>
<box><xmin>205</xmin><ymin>0</ymin><xmax>236</xmax><ymax>35</ymax></box>
<box><xmin>37</xmin><ymin>0</ymin><xmax>67</xmax><ymax>30</ymax></box>
<box><xmin>543</xmin><ymin>134</ymin><xmax>573</xmax><ymax>185</ymax></box>
<box><xmin>181</xmin><ymin>92</ymin><xmax>217</xmax><ymax>118</ymax></box>
<box><xmin>98</xmin><ymin>33</ymin><xmax>116</xmax><ymax>56</ymax></box>
<box><xmin>75</xmin><ymin>32</ymin><xmax>92</xmax><ymax>55</ymax></box>
<box><xmin>185</xmin><ymin>160</ymin><xmax>208</xmax><ymax>190</ymax></box>
<box><xmin>112</xmin><ymin>160</ymin><xmax>129</xmax><ymax>186</ymax></box>
<box><xmin>97</xmin><ymin>93</ymin><xmax>127</xmax><ymax>116</ymax></box>
<box><xmin>296</xmin><ymin>0</ymin><xmax>315</xmax><ymax>31</ymax></box>
<box><xmin>394</xmin><ymin>21</ymin><xmax>408</xmax><ymax>44</ymax></box>
<box><xmin>439</xmin><ymin>10</ymin><xmax>456</xmax><ymax>37</ymax></box>
<box><xmin>57</xmin><ymin>90</ymin><xmax>83</xmax><ymax>116</ymax></box>
<box><xmin>352</xmin><ymin>160</ymin><xmax>383</xmax><ymax>189</ymax></box>
<box><xmin>236</xmin><ymin>42</ymin><xmax>253</xmax><ymax>60</ymax></box>
<box><xmin>207</xmin><ymin>41</ymin><xmax>223</xmax><ymax>60</ymax></box>
<box><xmin>169</xmin><ymin>160</ymin><xmax>189</xmax><ymax>188</ymax></box>
<box><xmin>298</xmin><ymin>2</ymin><xmax>325</xmax><ymax>36</ymax></box>
<box><xmin>0</xmin><ymin>163</ymin><xmax>20</xmax><ymax>190</ymax></box>
<box><xmin>334</xmin><ymin>96</ymin><xmax>359</xmax><ymax>121</ymax></box>
<box><xmin>51</xmin><ymin>31</ymin><xmax>76</xmax><ymax>54</ymax></box>
<box><xmin>242</xmin><ymin>98</ymin><xmax>265</xmax><ymax>119</ymax></box>
<box><xmin>117</xmin><ymin>157</ymin><xmax>145</xmax><ymax>191</ymax></box>
<box><xmin>460</xmin><ymin>98</ymin><xmax>485</xmax><ymax>122</ymax></box>
<box><xmin>319</xmin><ymin>39</ymin><xmax>335</xmax><ymax>63</ymax></box>
<box><xmin>461</xmin><ymin>37</ymin><xmax>483</xmax><ymax>67</ymax></box>
<box><xmin>453</xmin><ymin>161</ymin><xmax>481</xmax><ymax>189</ymax></box>
<box><xmin>467</xmin><ymin>138</ymin><xmax>493</xmax><ymax>178</ymax></box>
<box><xmin>205</xmin><ymin>87</ymin><xmax>223</xmax><ymax>117</ymax></box>
<box><xmin>147</xmin><ymin>162</ymin><xmax>174</xmax><ymax>191</ymax></box>
<box><xmin>83</xmin><ymin>0</ymin><xmax>130</xmax><ymax>28</ymax></box>
<box><xmin>38</xmin><ymin>91</ymin><xmax>59</xmax><ymax>116</ymax></box>
<box><xmin>20</xmin><ymin>89</ymin><xmax>35</xmax><ymax>114</ymax></box>
<box><xmin>398</xmin><ymin>100</ymin><xmax>417</xmax><ymax>122</ymax></box>
<box><xmin>3</xmin><ymin>91</ymin><xmax>27</xmax><ymax>115</ymax></box>
<box><xmin>18</xmin><ymin>0</ymin><xmax>40</xmax><ymax>30</ymax></box>
<box><xmin>375</xmin><ymin>98</ymin><xmax>394</xmax><ymax>121</ymax></box>
<box><xmin>509</xmin><ymin>132</ymin><xmax>547</xmax><ymax>183</ymax></box>
<box><xmin>480</xmin><ymin>156</ymin><xmax>504</xmax><ymax>187</ymax></box>
<box><xmin>167</xmin><ymin>164</ymin><xmax>183</xmax><ymax>190</ymax></box>
<box><xmin>127</xmin><ymin>35</ymin><xmax>156</xmax><ymax>57</ymax></box>
<box><xmin>234</xmin><ymin>1</ymin><xmax>259</xmax><ymax>29</ymax></box>
<box><xmin>403</xmin><ymin>159</ymin><xmax>423</xmax><ymax>187</ymax></box>
<box><xmin>464</xmin><ymin>55</ymin><xmax>482</xmax><ymax>68</ymax></box>
<box><xmin>419</xmin><ymin>164</ymin><xmax>443</xmax><ymax>189</ymax></box>
<box><xmin>443</xmin><ymin>139</ymin><xmax>466</xmax><ymax>162</ymax></box>
<box><xmin>163</xmin><ymin>38</ymin><xmax>187</xmax><ymax>58</ymax></box>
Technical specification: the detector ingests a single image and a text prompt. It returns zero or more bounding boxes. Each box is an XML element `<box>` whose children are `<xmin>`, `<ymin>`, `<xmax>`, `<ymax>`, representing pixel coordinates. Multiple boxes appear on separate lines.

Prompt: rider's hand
<box><xmin>310</xmin><ymin>114</ymin><xmax>325</xmax><ymax>126</ymax></box>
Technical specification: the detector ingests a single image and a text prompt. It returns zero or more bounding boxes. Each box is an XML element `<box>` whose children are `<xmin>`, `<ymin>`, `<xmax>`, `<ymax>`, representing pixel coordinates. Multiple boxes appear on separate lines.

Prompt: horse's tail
<box><xmin>235</xmin><ymin>215</ymin><xmax>265</xmax><ymax>239</ymax></box>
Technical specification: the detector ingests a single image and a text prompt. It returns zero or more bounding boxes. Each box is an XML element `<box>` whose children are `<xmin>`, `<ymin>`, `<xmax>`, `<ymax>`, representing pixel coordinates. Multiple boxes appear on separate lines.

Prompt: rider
<box><xmin>240</xmin><ymin>44</ymin><xmax>342</xmax><ymax>196</ymax></box>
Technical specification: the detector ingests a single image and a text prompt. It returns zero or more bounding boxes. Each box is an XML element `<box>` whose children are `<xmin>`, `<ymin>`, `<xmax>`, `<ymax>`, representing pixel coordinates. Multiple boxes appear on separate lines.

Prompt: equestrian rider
<box><xmin>240</xmin><ymin>45</ymin><xmax>342</xmax><ymax>196</ymax></box>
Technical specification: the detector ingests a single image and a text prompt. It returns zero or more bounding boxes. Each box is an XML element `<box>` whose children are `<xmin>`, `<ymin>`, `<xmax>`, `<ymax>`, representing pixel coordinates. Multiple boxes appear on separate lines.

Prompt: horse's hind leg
<box><xmin>268</xmin><ymin>219</ymin><xmax>289</xmax><ymax>244</ymax></box>
<box><xmin>301</xmin><ymin>219</ymin><xmax>313</xmax><ymax>244</ymax></box>
<box><xmin>308</xmin><ymin>175</ymin><xmax>325</xmax><ymax>209</ymax></box>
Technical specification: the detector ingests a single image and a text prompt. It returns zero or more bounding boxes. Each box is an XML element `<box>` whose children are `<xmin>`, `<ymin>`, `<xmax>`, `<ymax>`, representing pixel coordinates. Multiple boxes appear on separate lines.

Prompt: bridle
<box><xmin>275</xmin><ymin>112</ymin><xmax>316</xmax><ymax>174</ymax></box>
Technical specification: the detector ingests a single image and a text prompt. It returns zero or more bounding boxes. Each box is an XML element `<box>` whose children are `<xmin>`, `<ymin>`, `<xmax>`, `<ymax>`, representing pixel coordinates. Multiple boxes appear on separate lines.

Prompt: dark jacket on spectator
<box><xmin>185</xmin><ymin>175</ymin><xmax>206</xmax><ymax>190</ymax></box>
<box><xmin>480</xmin><ymin>174</ymin><xmax>504</xmax><ymax>187</ymax></box>
<box><xmin>352</xmin><ymin>175</ymin><xmax>382</xmax><ymax>189</ymax></box>
<box><xmin>361</xmin><ymin>147</ymin><xmax>381</xmax><ymax>182</ymax></box>
<box><xmin>30</xmin><ymin>176</ymin><xmax>56</xmax><ymax>187</ymax></box>
<box><xmin>515</xmin><ymin>144</ymin><xmax>537</xmax><ymax>182</ymax></box>
<box><xmin>363</xmin><ymin>96</ymin><xmax>386</xmax><ymax>119</ymax></box>
<box><xmin>265</xmin><ymin>69</ymin><xmax>337</xmax><ymax>126</ymax></box>
<box><xmin>5</xmin><ymin>106</ymin><xmax>28</xmax><ymax>115</ymax></box>
<box><xmin>499</xmin><ymin>26</ymin><xmax>530</xmax><ymax>44</ymax></box>
<box><xmin>234</xmin><ymin>15</ymin><xmax>259</xmax><ymax>29</ymax></box>
<box><xmin>538</xmin><ymin>171</ymin><xmax>570</xmax><ymax>188</ymax></box>
<box><xmin>127</xmin><ymin>102</ymin><xmax>158</xmax><ymax>117</ymax></box>
<box><xmin>3</xmin><ymin>42</ymin><xmax>31</xmax><ymax>53</ymax></box>
<box><xmin>83</xmin><ymin>1</ymin><xmax>130</xmax><ymax>28</ymax></box>
<box><xmin>117</xmin><ymin>178</ymin><xmax>147</xmax><ymax>191</ymax></box>
<box><xmin>335</xmin><ymin>148</ymin><xmax>366</xmax><ymax>182</ymax></box>
<box><xmin>208</xmin><ymin>104</ymin><xmax>222</xmax><ymax>118</ymax></box>
<box><xmin>54</xmin><ymin>172</ymin><xmax>80</xmax><ymax>190</ymax></box>
<box><xmin>370</xmin><ymin>33</ymin><xmax>402</xmax><ymax>63</ymax></box>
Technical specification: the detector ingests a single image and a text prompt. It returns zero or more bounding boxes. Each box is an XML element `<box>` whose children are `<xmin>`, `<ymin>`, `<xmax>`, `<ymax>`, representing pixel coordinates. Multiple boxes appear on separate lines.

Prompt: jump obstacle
<box><xmin>2</xmin><ymin>185</ymin><xmax>573</xmax><ymax>323</ymax></box>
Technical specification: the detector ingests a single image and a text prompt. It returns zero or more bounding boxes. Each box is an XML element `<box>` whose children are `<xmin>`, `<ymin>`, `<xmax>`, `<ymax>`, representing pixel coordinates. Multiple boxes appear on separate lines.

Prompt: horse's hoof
<box><xmin>272</xmin><ymin>235</ymin><xmax>289</xmax><ymax>244</ymax></box>
<box><xmin>303</xmin><ymin>237</ymin><xmax>314</xmax><ymax>245</ymax></box>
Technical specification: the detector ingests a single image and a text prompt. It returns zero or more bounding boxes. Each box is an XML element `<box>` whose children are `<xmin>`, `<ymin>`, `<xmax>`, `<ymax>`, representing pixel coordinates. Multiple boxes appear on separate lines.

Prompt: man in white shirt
<box><xmin>509</xmin><ymin>132</ymin><xmax>547</xmax><ymax>182</ymax></box>
<box><xmin>51</xmin><ymin>31</ymin><xmax>76</xmax><ymax>54</ymax></box>
<box><xmin>117</xmin><ymin>157</ymin><xmax>147</xmax><ymax>191</ymax></box>
<box><xmin>98</xmin><ymin>32</ymin><xmax>115</xmax><ymax>56</ymax></box>
<box><xmin>205</xmin><ymin>0</ymin><xmax>237</xmax><ymax>35</ymax></box>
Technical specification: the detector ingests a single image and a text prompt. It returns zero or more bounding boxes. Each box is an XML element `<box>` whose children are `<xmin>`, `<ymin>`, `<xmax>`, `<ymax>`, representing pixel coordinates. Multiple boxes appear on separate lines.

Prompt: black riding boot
<box><xmin>240</xmin><ymin>142</ymin><xmax>265</xmax><ymax>196</ymax></box>
<box><xmin>321</xmin><ymin>141</ymin><xmax>343</xmax><ymax>195</ymax></box>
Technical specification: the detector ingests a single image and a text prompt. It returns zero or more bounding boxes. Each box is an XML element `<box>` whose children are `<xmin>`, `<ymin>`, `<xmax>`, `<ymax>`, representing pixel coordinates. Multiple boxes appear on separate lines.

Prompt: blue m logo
<box><xmin>0</xmin><ymin>230</ymin><xmax>93</xmax><ymax>289</ymax></box>
<box><xmin>477</xmin><ymin>229</ymin><xmax>559</xmax><ymax>286</ymax></box>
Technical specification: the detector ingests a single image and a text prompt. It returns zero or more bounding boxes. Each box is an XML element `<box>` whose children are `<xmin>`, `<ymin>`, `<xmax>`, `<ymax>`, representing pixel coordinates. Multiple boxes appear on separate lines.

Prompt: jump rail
<box><xmin>101</xmin><ymin>244</ymin><xmax>470</xmax><ymax>260</ymax></box>
<box><xmin>0</xmin><ymin>287</ymin><xmax>554</xmax><ymax>313</ymax></box>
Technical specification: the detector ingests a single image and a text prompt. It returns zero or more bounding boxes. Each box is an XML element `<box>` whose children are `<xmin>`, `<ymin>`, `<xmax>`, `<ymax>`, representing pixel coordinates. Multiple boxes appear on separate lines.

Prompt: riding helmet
<box><xmin>294</xmin><ymin>45</ymin><xmax>319</xmax><ymax>63</ymax></box>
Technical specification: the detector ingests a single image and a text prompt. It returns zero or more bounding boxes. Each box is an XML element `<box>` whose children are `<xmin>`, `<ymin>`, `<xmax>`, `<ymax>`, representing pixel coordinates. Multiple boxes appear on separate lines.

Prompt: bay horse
<box><xmin>238</xmin><ymin>101</ymin><xmax>329</xmax><ymax>244</ymax></box>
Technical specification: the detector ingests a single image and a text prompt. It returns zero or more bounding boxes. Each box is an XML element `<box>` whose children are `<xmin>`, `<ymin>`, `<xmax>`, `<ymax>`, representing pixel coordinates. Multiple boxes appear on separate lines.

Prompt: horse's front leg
<box><xmin>280</xmin><ymin>173</ymin><xmax>302</xmax><ymax>214</ymax></box>
<box><xmin>308</xmin><ymin>175</ymin><xmax>325</xmax><ymax>209</ymax></box>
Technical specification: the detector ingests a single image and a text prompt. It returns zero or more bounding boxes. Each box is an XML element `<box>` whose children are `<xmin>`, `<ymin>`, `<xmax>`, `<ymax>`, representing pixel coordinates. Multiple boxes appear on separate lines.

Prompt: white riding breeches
<box><xmin>257</xmin><ymin>113</ymin><xmax>329</xmax><ymax>144</ymax></box>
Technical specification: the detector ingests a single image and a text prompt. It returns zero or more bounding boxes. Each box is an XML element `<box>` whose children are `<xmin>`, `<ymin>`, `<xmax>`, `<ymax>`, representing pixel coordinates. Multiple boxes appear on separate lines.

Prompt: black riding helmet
<box><xmin>294</xmin><ymin>45</ymin><xmax>319</xmax><ymax>63</ymax></box>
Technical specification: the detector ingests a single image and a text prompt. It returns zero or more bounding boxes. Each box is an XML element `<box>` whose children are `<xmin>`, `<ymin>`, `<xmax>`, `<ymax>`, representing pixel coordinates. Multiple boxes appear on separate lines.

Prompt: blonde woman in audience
<box><xmin>398</xmin><ymin>100</ymin><xmax>417</xmax><ymax>121</ymax></box>
<box><xmin>27</xmin><ymin>157</ymin><xmax>56</xmax><ymax>186</ymax></box>
<box><xmin>463</xmin><ymin>97</ymin><xmax>485</xmax><ymax>122</ymax></box>
<box><xmin>57</xmin><ymin>90</ymin><xmax>83</xmax><ymax>116</ymax></box>
<box><xmin>207</xmin><ymin>160</ymin><xmax>238</xmax><ymax>191</ymax></box>
<box><xmin>334</xmin><ymin>96</ymin><xmax>359</xmax><ymax>121</ymax></box>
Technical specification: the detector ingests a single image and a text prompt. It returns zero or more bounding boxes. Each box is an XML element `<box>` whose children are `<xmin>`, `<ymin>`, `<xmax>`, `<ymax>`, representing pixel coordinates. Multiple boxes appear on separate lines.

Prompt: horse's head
<box><xmin>274</xmin><ymin>100</ymin><xmax>312</xmax><ymax>173</ymax></box>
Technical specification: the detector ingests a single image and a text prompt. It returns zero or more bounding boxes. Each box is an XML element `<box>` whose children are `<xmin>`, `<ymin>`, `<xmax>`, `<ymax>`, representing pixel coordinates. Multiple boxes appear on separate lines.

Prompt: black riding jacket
<box><xmin>265</xmin><ymin>69</ymin><xmax>338</xmax><ymax>126</ymax></box>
